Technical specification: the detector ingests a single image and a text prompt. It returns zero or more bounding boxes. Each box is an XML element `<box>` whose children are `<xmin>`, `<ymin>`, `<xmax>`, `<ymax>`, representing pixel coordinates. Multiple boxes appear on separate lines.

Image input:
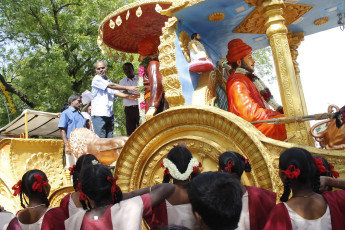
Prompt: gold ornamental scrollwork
<box><xmin>49</xmin><ymin>186</ymin><xmax>74</xmax><ymax>207</ymax></box>
<box><xmin>115</xmin><ymin>106</ymin><xmax>281</xmax><ymax>193</ymax></box>
<box><xmin>159</xmin><ymin>17</ymin><xmax>186</xmax><ymax>107</ymax></box>
<box><xmin>179</xmin><ymin>30</ymin><xmax>191</xmax><ymax>62</ymax></box>
<box><xmin>244</xmin><ymin>0</ymin><xmax>264</xmax><ymax>7</ymax></box>
<box><xmin>314</xmin><ymin>17</ymin><xmax>329</xmax><ymax>26</ymax></box>
<box><xmin>234</xmin><ymin>3</ymin><xmax>313</xmax><ymax>34</ymax></box>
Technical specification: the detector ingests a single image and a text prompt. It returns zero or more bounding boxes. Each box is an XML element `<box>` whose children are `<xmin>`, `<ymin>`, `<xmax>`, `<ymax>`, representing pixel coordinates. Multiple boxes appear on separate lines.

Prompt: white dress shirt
<box><xmin>91</xmin><ymin>75</ymin><xmax>118</xmax><ymax>117</ymax></box>
<box><xmin>119</xmin><ymin>75</ymin><xmax>139</xmax><ymax>107</ymax></box>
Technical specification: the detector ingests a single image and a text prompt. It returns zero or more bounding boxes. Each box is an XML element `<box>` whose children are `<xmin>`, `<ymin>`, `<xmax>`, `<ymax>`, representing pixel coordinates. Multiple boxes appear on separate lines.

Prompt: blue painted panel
<box><xmin>173</xmin><ymin>0</ymin><xmax>345</xmax><ymax>58</ymax></box>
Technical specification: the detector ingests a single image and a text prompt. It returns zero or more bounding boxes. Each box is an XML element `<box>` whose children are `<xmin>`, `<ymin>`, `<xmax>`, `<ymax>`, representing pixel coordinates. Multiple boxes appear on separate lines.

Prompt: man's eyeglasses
<box><xmin>96</xmin><ymin>67</ymin><xmax>106</xmax><ymax>70</ymax></box>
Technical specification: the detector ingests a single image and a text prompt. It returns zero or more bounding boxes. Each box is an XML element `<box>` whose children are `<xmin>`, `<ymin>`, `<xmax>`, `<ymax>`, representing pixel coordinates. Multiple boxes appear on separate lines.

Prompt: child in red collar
<box><xmin>7</xmin><ymin>169</ymin><xmax>66</xmax><ymax>230</ymax></box>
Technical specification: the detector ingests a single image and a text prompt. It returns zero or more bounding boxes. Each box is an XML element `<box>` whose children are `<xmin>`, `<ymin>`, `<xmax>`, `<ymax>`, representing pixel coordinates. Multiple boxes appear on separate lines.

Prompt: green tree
<box><xmin>252</xmin><ymin>46</ymin><xmax>276</xmax><ymax>84</ymax></box>
<box><xmin>0</xmin><ymin>0</ymin><xmax>137</xmax><ymax>134</ymax></box>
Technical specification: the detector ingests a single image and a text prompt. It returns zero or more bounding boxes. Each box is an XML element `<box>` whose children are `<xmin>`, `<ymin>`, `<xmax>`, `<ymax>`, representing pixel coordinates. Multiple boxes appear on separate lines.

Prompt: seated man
<box><xmin>188</xmin><ymin>33</ymin><xmax>214</xmax><ymax>73</ymax></box>
<box><xmin>226</xmin><ymin>39</ymin><xmax>286</xmax><ymax>141</ymax></box>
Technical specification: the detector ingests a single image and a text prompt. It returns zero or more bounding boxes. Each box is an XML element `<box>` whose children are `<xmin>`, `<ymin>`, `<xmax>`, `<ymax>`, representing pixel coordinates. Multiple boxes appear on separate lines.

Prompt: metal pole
<box><xmin>24</xmin><ymin>112</ymin><xmax>29</xmax><ymax>139</ymax></box>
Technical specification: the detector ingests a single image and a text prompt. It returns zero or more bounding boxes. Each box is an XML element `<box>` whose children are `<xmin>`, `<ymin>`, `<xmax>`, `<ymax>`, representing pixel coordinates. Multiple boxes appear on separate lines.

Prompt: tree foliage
<box><xmin>252</xmin><ymin>46</ymin><xmax>276</xmax><ymax>84</ymax></box>
<box><xmin>0</xmin><ymin>0</ymin><xmax>137</xmax><ymax>135</ymax></box>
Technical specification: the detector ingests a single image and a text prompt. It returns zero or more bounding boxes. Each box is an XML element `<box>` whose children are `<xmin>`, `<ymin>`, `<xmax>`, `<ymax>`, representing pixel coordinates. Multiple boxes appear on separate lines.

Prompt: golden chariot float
<box><xmin>1</xmin><ymin>0</ymin><xmax>345</xmax><ymax>214</ymax></box>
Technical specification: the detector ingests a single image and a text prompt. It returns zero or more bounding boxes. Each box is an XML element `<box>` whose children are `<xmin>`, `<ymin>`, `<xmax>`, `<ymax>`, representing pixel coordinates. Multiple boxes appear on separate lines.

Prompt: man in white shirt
<box><xmin>119</xmin><ymin>63</ymin><xmax>140</xmax><ymax>136</ymax></box>
<box><xmin>91</xmin><ymin>61</ymin><xmax>138</xmax><ymax>138</ymax></box>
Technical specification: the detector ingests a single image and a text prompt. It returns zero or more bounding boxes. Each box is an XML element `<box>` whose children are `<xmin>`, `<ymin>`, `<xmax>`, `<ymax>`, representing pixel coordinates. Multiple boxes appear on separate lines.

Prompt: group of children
<box><xmin>1</xmin><ymin>145</ymin><xmax>345</xmax><ymax>230</ymax></box>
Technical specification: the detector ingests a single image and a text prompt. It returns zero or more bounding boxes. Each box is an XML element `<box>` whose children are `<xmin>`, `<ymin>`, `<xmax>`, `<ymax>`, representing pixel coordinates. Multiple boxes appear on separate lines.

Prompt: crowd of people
<box><xmin>1</xmin><ymin>145</ymin><xmax>345</xmax><ymax>230</ymax></box>
<box><xmin>2</xmin><ymin>34</ymin><xmax>343</xmax><ymax>229</ymax></box>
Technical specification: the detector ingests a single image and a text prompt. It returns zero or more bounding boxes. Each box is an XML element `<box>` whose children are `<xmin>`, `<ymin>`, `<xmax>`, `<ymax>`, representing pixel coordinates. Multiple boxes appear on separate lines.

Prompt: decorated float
<box><xmin>1</xmin><ymin>0</ymin><xmax>345</xmax><ymax>214</ymax></box>
<box><xmin>96</xmin><ymin>0</ymin><xmax>345</xmax><ymax>197</ymax></box>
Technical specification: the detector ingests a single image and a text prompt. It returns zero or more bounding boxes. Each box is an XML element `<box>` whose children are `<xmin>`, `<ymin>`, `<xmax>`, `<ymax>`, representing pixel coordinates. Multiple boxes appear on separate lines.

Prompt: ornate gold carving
<box><xmin>159</xmin><ymin>17</ymin><xmax>186</xmax><ymax>107</ymax></box>
<box><xmin>208</xmin><ymin>12</ymin><xmax>225</xmax><ymax>22</ymax></box>
<box><xmin>314</xmin><ymin>17</ymin><xmax>329</xmax><ymax>26</ymax></box>
<box><xmin>263</xmin><ymin>1</ymin><xmax>310</xmax><ymax>145</ymax></box>
<box><xmin>234</xmin><ymin>3</ymin><xmax>313</xmax><ymax>34</ymax></box>
<box><xmin>244</xmin><ymin>0</ymin><xmax>264</xmax><ymax>7</ymax></box>
<box><xmin>0</xmin><ymin>138</ymin><xmax>68</xmax><ymax>213</ymax></box>
<box><xmin>179</xmin><ymin>31</ymin><xmax>191</xmax><ymax>62</ymax></box>
<box><xmin>24</xmin><ymin>152</ymin><xmax>64</xmax><ymax>190</ymax></box>
<box><xmin>116</xmin><ymin>106</ymin><xmax>277</xmax><ymax>193</ymax></box>
<box><xmin>109</xmin><ymin>19</ymin><xmax>115</xmax><ymax>29</ymax></box>
<box><xmin>49</xmin><ymin>186</ymin><xmax>74</xmax><ymax>207</ymax></box>
<box><xmin>287</xmin><ymin>31</ymin><xmax>314</xmax><ymax>146</ymax></box>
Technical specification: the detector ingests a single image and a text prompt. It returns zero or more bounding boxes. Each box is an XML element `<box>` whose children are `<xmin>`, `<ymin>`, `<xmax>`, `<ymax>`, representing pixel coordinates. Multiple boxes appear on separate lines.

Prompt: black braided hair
<box><xmin>72</xmin><ymin>154</ymin><xmax>98</xmax><ymax>190</ymax></box>
<box><xmin>20</xmin><ymin>169</ymin><xmax>50</xmax><ymax>208</ymax></box>
<box><xmin>279</xmin><ymin>148</ymin><xmax>318</xmax><ymax>201</ymax></box>
<box><xmin>280</xmin><ymin>178</ymin><xmax>292</xmax><ymax>202</ymax></box>
<box><xmin>80</xmin><ymin>164</ymin><xmax>123</xmax><ymax>208</ymax></box>
<box><xmin>218</xmin><ymin>151</ymin><xmax>251</xmax><ymax>178</ymax></box>
<box><xmin>162</xmin><ymin>146</ymin><xmax>196</xmax><ymax>183</ymax></box>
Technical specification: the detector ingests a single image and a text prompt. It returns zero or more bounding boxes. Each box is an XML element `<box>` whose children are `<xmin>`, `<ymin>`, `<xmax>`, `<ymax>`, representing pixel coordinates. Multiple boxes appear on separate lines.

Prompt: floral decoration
<box><xmin>68</xmin><ymin>165</ymin><xmax>76</xmax><ymax>175</ymax></box>
<box><xmin>32</xmin><ymin>174</ymin><xmax>48</xmax><ymax>192</ymax></box>
<box><xmin>279</xmin><ymin>165</ymin><xmax>300</xmax><ymax>179</ymax></box>
<box><xmin>138</xmin><ymin>65</ymin><xmax>146</xmax><ymax>124</ymax></box>
<box><xmin>329</xmin><ymin>163</ymin><xmax>340</xmax><ymax>178</ymax></box>
<box><xmin>162</xmin><ymin>158</ymin><xmax>201</xmax><ymax>181</ymax></box>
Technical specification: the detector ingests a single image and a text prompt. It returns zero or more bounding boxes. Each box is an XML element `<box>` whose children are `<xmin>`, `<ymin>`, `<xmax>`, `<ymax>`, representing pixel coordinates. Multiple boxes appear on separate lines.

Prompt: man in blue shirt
<box><xmin>58</xmin><ymin>94</ymin><xmax>86</xmax><ymax>157</ymax></box>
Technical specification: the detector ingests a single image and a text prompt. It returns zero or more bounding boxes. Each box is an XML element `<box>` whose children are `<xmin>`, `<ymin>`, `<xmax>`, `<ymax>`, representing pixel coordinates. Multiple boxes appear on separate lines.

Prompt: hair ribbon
<box><xmin>32</xmin><ymin>174</ymin><xmax>48</xmax><ymax>192</ymax></box>
<box><xmin>77</xmin><ymin>183</ymin><xmax>88</xmax><ymax>201</ymax></box>
<box><xmin>280</xmin><ymin>165</ymin><xmax>300</xmax><ymax>179</ymax></box>
<box><xmin>313</xmin><ymin>157</ymin><xmax>327</xmax><ymax>174</ymax></box>
<box><xmin>329</xmin><ymin>163</ymin><xmax>340</xmax><ymax>178</ymax></box>
<box><xmin>225</xmin><ymin>161</ymin><xmax>235</xmax><ymax>173</ymax></box>
<box><xmin>69</xmin><ymin>165</ymin><xmax>76</xmax><ymax>175</ymax></box>
<box><xmin>107</xmin><ymin>176</ymin><xmax>120</xmax><ymax>202</ymax></box>
<box><xmin>12</xmin><ymin>180</ymin><xmax>22</xmax><ymax>196</ymax></box>
<box><xmin>193</xmin><ymin>162</ymin><xmax>202</xmax><ymax>173</ymax></box>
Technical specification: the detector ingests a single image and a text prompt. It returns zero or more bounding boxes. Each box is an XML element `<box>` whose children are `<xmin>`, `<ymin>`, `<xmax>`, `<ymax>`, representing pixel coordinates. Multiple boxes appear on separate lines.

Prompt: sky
<box><xmin>267</xmin><ymin>27</ymin><xmax>345</xmax><ymax>126</ymax></box>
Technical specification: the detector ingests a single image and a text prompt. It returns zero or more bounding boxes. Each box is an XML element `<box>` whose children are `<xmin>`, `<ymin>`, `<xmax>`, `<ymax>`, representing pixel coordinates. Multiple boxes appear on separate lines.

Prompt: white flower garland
<box><xmin>235</xmin><ymin>68</ymin><xmax>283</xmax><ymax>112</ymax></box>
<box><xmin>162</xmin><ymin>158</ymin><xmax>199</xmax><ymax>181</ymax></box>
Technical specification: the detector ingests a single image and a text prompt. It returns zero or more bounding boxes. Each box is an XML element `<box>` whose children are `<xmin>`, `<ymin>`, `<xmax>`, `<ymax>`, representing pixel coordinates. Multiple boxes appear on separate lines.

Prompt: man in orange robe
<box><xmin>226</xmin><ymin>39</ymin><xmax>286</xmax><ymax>140</ymax></box>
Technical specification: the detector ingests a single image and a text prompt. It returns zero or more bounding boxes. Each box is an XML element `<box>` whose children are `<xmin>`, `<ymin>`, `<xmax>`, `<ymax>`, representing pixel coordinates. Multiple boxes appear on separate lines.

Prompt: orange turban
<box><xmin>138</xmin><ymin>35</ymin><xmax>160</xmax><ymax>57</ymax></box>
<box><xmin>226</xmin><ymin>39</ymin><xmax>252</xmax><ymax>63</ymax></box>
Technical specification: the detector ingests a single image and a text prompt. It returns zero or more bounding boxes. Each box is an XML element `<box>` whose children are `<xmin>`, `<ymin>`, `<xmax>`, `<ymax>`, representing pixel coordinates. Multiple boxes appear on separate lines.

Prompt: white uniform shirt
<box><xmin>119</xmin><ymin>75</ymin><xmax>139</xmax><ymax>107</ymax></box>
<box><xmin>238</xmin><ymin>190</ymin><xmax>250</xmax><ymax>230</ymax></box>
<box><xmin>91</xmin><ymin>75</ymin><xmax>117</xmax><ymax>117</ymax></box>
<box><xmin>283</xmin><ymin>202</ymin><xmax>332</xmax><ymax>230</ymax></box>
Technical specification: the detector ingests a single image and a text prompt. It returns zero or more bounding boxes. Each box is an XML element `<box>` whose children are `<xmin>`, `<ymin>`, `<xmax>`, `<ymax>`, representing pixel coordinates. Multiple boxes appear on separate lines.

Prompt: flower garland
<box><xmin>235</xmin><ymin>68</ymin><xmax>284</xmax><ymax>114</ymax></box>
<box><xmin>138</xmin><ymin>65</ymin><xmax>146</xmax><ymax>125</ymax></box>
<box><xmin>161</xmin><ymin>158</ymin><xmax>201</xmax><ymax>181</ymax></box>
<box><xmin>0</xmin><ymin>81</ymin><xmax>16</xmax><ymax>114</ymax></box>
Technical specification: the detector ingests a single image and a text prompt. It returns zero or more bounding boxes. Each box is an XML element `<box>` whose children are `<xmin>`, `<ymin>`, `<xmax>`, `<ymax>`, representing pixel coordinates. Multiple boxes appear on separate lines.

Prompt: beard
<box><xmin>241</xmin><ymin>59</ymin><xmax>254</xmax><ymax>73</ymax></box>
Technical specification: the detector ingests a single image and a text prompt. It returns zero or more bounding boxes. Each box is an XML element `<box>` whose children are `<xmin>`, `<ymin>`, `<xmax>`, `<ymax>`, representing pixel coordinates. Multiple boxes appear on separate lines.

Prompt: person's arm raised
<box><xmin>108</xmin><ymin>83</ymin><xmax>138</xmax><ymax>92</ymax></box>
<box><xmin>320</xmin><ymin>176</ymin><xmax>345</xmax><ymax>192</ymax></box>
<box><xmin>123</xmin><ymin>184</ymin><xmax>175</xmax><ymax>206</ymax></box>
<box><xmin>114</xmin><ymin>91</ymin><xmax>139</xmax><ymax>100</ymax></box>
